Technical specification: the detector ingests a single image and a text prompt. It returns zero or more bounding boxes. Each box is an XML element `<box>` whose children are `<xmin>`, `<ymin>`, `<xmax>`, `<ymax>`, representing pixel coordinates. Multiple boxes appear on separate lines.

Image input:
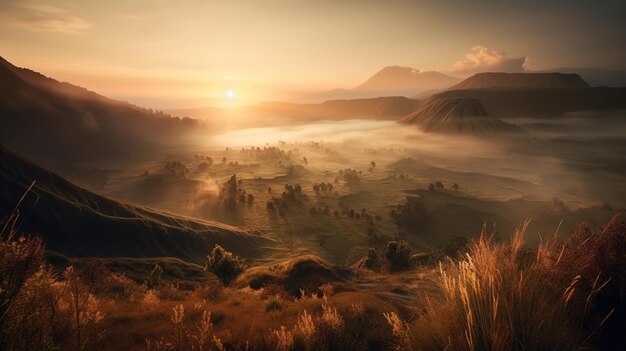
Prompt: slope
<box><xmin>400</xmin><ymin>97</ymin><xmax>523</xmax><ymax>134</ymax></box>
<box><xmin>0</xmin><ymin>56</ymin><xmax>200</xmax><ymax>163</ymax></box>
<box><xmin>0</xmin><ymin>145</ymin><xmax>271</xmax><ymax>263</ymax></box>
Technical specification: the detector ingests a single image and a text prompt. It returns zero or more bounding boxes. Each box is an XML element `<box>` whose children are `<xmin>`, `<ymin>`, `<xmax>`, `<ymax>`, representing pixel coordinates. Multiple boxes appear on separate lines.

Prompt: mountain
<box><xmin>533</xmin><ymin>67</ymin><xmax>626</xmax><ymax>87</ymax></box>
<box><xmin>0</xmin><ymin>145</ymin><xmax>270</xmax><ymax>263</ymax></box>
<box><xmin>354</xmin><ymin>66</ymin><xmax>461</xmax><ymax>94</ymax></box>
<box><xmin>0</xmin><ymin>56</ymin><xmax>201</xmax><ymax>164</ymax></box>
<box><xmin>437</xmin><ymin>73</ymin><xmax>626</xmax><ymax>118</ymax></box>
<box><xmin>448</xmin><ymin>72</ymin><xmax>590</xmax><ymax>90</ymax></box>
<box><xmin>319</xmin><ymin>66</ymin><xmax>460</xmax><ymax>100</ymax></box>
<box><xmin>400</xmin><ymin>97</ymin><xmax>523</xmax><ymax>134</ymax></box>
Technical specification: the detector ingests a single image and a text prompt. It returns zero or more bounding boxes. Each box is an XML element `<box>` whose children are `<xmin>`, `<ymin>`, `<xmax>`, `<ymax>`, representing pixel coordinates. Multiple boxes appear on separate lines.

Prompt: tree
<box><xmin>384</xmin><ymin>241</ymin><xmax>412</xmax><ymax>271</ymax></box>
<box><xmin>452</xmin><ymin>183</ymin><xmax>460</xmax><ymax>191</ymax></box>
<box><xmin>205</xmin><ymin>245</ymin><xmax>246</xmax><ymax>286</ymax></box>
<box><xmin>435</xmin><ymin>181</ymin><xmax>444</xmax><ymax>190</ymax></box>
<box><xmin>364</xmin><ymin>248</ymin><xmax>381</xmax><ymax>270</ymax></box>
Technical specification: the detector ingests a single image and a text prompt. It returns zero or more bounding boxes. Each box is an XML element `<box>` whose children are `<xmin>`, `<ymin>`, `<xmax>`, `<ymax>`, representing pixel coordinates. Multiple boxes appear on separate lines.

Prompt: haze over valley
<box><xmin>1</xmin><ymin>1</ymin><xmax>625</xmax><ymax>350</ymax></box>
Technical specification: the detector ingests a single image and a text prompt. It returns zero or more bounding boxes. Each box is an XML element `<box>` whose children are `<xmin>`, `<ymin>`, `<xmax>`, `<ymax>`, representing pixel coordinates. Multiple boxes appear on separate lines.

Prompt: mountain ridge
<box><xmin>0</xmin><ymin>56</ymin><xmax>201</xmax><ymax>164</ymax></box>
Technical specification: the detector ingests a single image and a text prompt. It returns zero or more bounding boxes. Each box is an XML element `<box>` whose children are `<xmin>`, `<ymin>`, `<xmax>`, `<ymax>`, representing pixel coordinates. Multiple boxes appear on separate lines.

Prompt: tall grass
<box><xmin>397</xmin><ymin>219</ymin><xmax>624</xmax><ymax>350</ymax></box>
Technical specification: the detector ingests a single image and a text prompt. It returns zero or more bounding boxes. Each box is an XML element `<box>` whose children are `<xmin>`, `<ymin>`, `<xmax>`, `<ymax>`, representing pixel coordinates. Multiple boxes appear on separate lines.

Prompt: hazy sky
<box><xmin>1</xmin><ymin>0</ymin><xmax>625</xmax><ymax>108</ymax></box>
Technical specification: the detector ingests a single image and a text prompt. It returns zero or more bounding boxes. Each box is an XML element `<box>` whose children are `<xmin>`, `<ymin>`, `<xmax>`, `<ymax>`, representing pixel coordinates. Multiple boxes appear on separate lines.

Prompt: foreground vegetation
<box><xmin>1</xmin><ymin>204</ymin><xmax>624</xmax><ymax>350</ymax></box>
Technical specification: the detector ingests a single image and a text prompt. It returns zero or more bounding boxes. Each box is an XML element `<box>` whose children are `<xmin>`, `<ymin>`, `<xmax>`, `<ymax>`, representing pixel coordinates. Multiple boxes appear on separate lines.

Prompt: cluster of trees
<box><xmin>390</xmin><ymin>197</ymin><xmax>429</xmax><ymax>232</ymax></box>
<box><xmin>219</xmin><ymin>175</ymin><xmax>254</xmax><ymax>209</ymax></box>
<box><xmin>341</xmin><ymin>207</ymin><xmax>382</xmax><ymax>222</ymax></box>
<box><xmin>363</xmin><ymin>241</ymin><xmax>412</xmax><ymax>272</ymax></box>
<box><xmin>387</xmin><ymin>173</ymin><xmax>409</xmax><ymax>180</ymax></box>
<box><xmin>193</xmin><ymin>155</ymin><xmax>214</xmax><ymax>173</ymax></box>
<box><xmin>164</xmin><ymin>161</ymin><xmax>189</xmax><ymax>177</ymax></box>
<box><xmin>309</xmin><ymin>205</ymin><xmax>331</xmax><ymax>216</ymax></box>
<box><xmin>365</xmin><ymin>216</ymin><xmax>385</xmax><ymax>246</ymax></box>
<box><xmin>427</xmin><ymin>181</ymin><xmax>460</xmax><ymax>191</ymax></box>
<box><xmin>338</xmin><ymin>168</ymin><xmax>360</xmax><ymax>184</ymax></box>
<box><xmin>312</xmin><ymin>182</ymin><xmax>334</xmax><ymax>194</ymax></box>
<box><xmin>239</xmin><ymin>146</ymin><xmax>292</xmax><ymax>161</ymax></box>
<box><xmin>266</xmin><ymin>184</ymin><xmax>306</xmax><ymax>215</ymax></box>
<box><xmin>193</xmin><ymin>154</ymin><xmax>214</xmax><ymax>163</ymax></box>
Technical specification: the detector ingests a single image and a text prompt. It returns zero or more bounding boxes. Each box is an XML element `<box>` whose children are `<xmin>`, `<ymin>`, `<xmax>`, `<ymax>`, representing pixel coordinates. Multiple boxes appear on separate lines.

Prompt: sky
<box><xmin>1</xmin><ymin>0</ymin><xmax>625</xmax><ymax>108</ymax></box>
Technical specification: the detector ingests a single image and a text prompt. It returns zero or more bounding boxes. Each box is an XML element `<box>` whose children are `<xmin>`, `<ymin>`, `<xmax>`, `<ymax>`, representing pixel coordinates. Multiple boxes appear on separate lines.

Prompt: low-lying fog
<box><xmin>64</xmin><ymin>114</ymin><xmax>626</xmax><ymax>263</ymax></box>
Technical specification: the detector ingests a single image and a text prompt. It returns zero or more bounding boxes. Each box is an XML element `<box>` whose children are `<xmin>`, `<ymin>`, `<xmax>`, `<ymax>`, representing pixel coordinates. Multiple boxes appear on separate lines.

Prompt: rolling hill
<box><xmin>0</xmin><ymin>145</ymin><xmax>271</xmax><ymax>263</ymax></box>
<box><xmin>400</xmin><ymin>97</ymin><xmax>523</xmax><ymax>134</ymax></box>
<box><xmin>256</xmin><ymin>96</ymin><xmax>423</xmax><ymax>121</ymax></box>
<box><xmin>0</xmin><ymin>56</ymin><xmax>201</xmax><ymax>164</ymax></box>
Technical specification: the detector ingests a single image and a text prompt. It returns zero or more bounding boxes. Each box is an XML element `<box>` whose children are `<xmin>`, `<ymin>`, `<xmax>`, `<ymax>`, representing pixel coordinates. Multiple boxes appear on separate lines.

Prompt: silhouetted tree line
<box><xmin>390</xmin><ymin>196</ymin><xmax>429</xmax><ymax>231</ymax></box>
<box><xmin>266</xmin><ymin>184</ymin><xmax>306</xmax><ymax>216</ymax></box>
<box><xmin>312</xmin><ymin>182</ymin><xmax>334</xmax><ymax>194</ymax></box>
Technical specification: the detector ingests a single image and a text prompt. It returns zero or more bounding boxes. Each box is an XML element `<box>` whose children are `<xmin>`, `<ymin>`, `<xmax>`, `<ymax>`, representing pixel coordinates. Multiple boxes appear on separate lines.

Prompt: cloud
<box><xmin>452</xmin><ymin>46</ymin><xmax>528</xmax><ymax>75</ymax></box>
<box><xmin>0</xmin><ymin>1</ymin><xmax>91</xmax><ymax>33</ymax></box>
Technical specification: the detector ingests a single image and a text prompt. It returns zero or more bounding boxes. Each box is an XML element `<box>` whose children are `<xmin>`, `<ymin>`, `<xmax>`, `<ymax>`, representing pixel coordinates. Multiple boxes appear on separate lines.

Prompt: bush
<box><xmin>205</xmin><ymin>244</ymin><xmax>246</xmax><ymax>286</ymax></box>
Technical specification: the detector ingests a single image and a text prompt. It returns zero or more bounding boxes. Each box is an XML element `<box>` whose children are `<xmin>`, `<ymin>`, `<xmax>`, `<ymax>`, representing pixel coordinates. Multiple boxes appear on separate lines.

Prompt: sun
<box><xmin>226</xmin><ymin>89</ymin><xmax>234</xmax><ymax>99</ymax></box>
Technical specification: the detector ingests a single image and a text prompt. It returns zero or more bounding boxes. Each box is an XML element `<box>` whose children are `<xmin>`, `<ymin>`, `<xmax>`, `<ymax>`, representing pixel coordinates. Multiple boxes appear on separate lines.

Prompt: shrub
<box><xmin>102</xmin><ymin>272</ymin><xmax>139</xmax><ymax>300</ymax></box>
<box><xmin>205</xmin><ymin>245</ymin><xmax>246</xmax><ymax>286</ymax></box>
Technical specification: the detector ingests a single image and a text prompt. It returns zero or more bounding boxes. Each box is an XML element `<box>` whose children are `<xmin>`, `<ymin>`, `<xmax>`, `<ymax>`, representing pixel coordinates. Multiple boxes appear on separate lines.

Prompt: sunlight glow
<box><xmin>226</xmin><ymin>89</ymin><xmax>234</xmax><ymax>99</ymax></box>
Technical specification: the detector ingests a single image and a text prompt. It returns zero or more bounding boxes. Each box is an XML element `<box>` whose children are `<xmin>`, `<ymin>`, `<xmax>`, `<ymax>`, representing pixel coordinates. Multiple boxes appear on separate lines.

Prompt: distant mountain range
<box><xmin>0</xmin><ymin>56</ymin><xmax>201</xmax><ymax>165</ymax></box>
<box><xmin>436</xmin><ymin>72</ymin><xmax>626</xmax><ymax>118</ymax></box>
<box><xmin>533</xmin><ymin>67</ymin><xmax>626</xmax><ymax>88</ymax></box>
<box><xmin>448</xmin><ymin>72</ymin><xmax>590</xmax><ymax>90</ymax></box>
<box><xmin>319</xmin><ymin>65</ymin><xmax>626</xmax><ymax>101</ymax></box>
<box><xmin>3</xmin><ymin>56</ymin><xmax>625</xmax><ymax>141</ymax></box>
<box><xmin>317</xmin><ymin>65</ymin><xmax>461</xmax><ymax>100</ymax></box>
<box><xmin>395</xmin><ymin>71</ymin><xmax>626</xmax><ymax>134</ymax></box>
<box><xmin>0</xmin><ymin>145</ymin><xmax>269</xmax><ymax>262</ymax></box>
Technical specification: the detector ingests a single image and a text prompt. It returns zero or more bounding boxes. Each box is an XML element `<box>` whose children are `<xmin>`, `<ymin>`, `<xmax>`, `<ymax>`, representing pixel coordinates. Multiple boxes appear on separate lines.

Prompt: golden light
<box><xmin>226</xmin><ymin>89</ymin><xmax>234</xmax><ymax>99</ymax></box>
